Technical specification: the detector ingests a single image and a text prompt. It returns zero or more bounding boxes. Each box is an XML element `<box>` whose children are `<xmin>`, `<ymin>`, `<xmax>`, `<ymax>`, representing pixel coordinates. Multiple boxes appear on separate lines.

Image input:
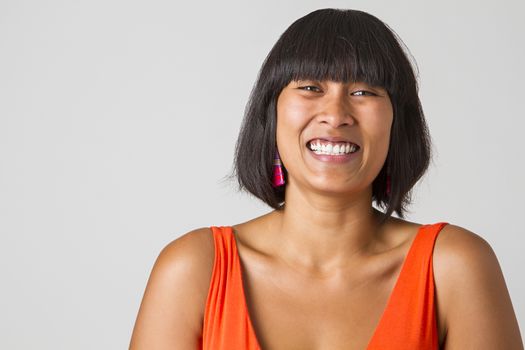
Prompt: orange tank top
<box><xmin>202</xmin><ymin>222</ymin><xmax>448</xmax><ymax>349</ymax></box>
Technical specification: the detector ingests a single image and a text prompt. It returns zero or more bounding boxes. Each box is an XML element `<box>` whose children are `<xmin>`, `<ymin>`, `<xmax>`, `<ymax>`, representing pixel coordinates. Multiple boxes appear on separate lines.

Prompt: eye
<box><xmin>351</xmin><ymin>90</ymin><xmax>376</xmax><ymax>97</ymax></box>
<box><xmin>298</xmin><ymin>85</ymin><xmax>322</xmax><ymax>93</ymax></box>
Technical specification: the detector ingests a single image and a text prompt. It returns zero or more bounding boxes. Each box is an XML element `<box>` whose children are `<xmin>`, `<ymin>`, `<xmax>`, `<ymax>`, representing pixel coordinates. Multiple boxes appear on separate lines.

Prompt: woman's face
<box><xmin>276</xmin><ymin>79</ymin><xmax>393</xmax><ymax>196</ymax></box>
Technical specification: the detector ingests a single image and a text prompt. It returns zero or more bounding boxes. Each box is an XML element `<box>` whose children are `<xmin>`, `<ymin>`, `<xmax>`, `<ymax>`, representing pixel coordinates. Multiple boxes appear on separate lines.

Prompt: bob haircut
<box><xmin>234</xmin><ymin>8</ymin><xmax>431</xmax><ymax>222</ymax></box>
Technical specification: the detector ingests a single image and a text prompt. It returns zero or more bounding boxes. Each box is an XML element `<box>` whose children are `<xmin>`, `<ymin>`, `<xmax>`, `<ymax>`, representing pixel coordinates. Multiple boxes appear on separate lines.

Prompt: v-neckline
<box><xmin>229</xmin><ymin>224</ymin><xmax>428</xmax><ymax>350</ymax></box>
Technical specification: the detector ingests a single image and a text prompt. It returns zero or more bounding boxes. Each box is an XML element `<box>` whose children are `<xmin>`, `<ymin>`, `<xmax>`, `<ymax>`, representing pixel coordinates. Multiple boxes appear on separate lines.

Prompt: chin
<box><xmin>306</xmin><ymin>178</ymin><xmax>360</xmax><ymax>197</ymax></box>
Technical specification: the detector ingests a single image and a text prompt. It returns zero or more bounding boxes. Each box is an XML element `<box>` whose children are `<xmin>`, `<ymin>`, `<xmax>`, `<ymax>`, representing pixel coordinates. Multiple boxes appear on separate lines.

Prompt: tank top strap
<box><xmin>202</xmin><ymin>226</ymin><xmax>260</xmax><ymax>350</ymax></box>
<box><xmin>368</xmin><ymin>222</ymin><xmax>449</xmax><ymax>350</ymax></box>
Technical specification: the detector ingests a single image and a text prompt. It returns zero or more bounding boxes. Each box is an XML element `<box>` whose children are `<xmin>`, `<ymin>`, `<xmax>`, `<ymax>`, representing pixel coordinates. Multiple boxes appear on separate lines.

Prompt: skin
<box><xmin>129</xmin><ymin>80</ymin><xmax>523</xmax><ymax>349</ymax></box>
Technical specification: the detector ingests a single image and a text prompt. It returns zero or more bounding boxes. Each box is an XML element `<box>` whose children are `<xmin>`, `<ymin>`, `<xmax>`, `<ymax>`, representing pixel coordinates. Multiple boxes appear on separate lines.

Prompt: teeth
<box><xmin>308</xmin><ymin>140</ymin><xmax>359</xmax><ymax>155</ymax></box>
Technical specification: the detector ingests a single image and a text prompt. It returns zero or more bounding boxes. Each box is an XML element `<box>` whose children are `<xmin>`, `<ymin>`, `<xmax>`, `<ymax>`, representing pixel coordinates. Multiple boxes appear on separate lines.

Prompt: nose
<box><xmin>317</xmin><ymin>92</ymin><xmax>355</xmax><ymax>128</ymax></box>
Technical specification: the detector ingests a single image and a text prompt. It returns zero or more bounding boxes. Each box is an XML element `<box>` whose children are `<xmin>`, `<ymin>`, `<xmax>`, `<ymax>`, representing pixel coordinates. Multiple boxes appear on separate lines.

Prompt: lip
<box><xmin>306</xmin><ymin>146</ymin><xmax>361</xmax><ymax>164</ymax></box>
<box><xmin>306</xmin><ymin>136</ymin><xmax>361</xmax><ymax>148</ymax></box>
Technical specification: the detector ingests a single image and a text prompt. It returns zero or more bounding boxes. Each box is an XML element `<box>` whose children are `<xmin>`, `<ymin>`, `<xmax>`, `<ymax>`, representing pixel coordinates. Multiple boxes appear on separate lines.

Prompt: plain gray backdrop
<box><xmin>1</xmin><ymin>0</ymin><xmax>523</xmax><ymax>348</ymax></box>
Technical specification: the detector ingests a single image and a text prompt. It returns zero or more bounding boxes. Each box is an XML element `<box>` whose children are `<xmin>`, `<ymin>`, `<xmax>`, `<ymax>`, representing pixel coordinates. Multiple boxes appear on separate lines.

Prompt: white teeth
<box><xmin>308</xmin><ymin>141</ymin><xmax>359</xmax><ymax>155</ymax></box>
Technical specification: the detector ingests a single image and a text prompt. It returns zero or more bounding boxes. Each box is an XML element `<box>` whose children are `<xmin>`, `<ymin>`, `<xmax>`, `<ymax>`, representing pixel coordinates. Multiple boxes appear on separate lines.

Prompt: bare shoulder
<box><xmin>157</xmin><ymin>227</ymin><xmax>215</xmax><ymax>275</ymax></box>
<box><xmin>149</xmin><ymin>227</ymin><xmax>215</xmax><ymax>300</ymax></box>
<box><xmin>432</xmin><ymin>224</ymin><xmax>523</xmax><ymax>349</ymax></box>
<box><xmin>433</xmin><ymin>224</ymin><xmax>497</xmax><ymax>281</ymax></box>
<box><xmin>129</xmin><ymin>227</ymin><xmax>215</xmax><ymax>349</ymax></box>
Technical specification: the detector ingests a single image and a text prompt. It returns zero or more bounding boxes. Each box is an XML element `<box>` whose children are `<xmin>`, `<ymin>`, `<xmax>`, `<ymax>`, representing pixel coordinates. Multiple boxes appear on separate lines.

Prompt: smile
<box><xmin>307</xmin><ymin>139</ymin><xmax>360</xmax><ymax>155</ymax></box>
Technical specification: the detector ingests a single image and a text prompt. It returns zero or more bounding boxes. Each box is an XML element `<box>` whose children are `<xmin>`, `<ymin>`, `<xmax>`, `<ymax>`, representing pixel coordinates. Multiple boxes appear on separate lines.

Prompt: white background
<box><xmin>1</xmin><ymin>0</ymin><xmax>523</xmax><ymax>348</ymax></box>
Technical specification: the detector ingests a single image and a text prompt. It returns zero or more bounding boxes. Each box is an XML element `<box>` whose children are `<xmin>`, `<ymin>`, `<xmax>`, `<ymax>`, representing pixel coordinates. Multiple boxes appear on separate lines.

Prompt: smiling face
<box><xmin>276</xmin><ymin>79</ymin><xmax>394</xmax><ymax>196</ymax></box>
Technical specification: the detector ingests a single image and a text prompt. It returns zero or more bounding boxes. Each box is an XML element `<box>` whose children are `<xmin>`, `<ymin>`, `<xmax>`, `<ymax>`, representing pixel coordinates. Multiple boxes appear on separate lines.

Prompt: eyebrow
<box><xmin>292</xmin><ymin>79</ymin><xmax>320</xmax><ymax>84</ymax></box>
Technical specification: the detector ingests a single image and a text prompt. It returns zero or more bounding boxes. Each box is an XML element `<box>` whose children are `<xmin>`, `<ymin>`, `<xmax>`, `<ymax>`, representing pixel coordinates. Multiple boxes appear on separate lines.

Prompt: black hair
<box><xmin>233</xmin><ymin>8</ymin><xmax>431</xmax><ymax>222</ymax></box>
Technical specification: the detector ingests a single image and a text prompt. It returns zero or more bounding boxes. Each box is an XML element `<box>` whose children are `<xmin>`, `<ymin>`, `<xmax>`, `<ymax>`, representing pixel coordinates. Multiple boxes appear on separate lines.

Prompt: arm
<box><xmin>433</xmin><ymin>225</ymin><xmax>523</xmax><ymax>350</ymax></box>
<box><xmin>129</xmin><ymin>228</ymin><xmax>214</xmax><ymax>350</ymax></box>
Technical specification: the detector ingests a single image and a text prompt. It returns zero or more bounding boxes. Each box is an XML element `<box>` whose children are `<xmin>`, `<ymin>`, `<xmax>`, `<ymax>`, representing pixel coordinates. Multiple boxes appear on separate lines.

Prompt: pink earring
<box><xmin>272</xmin><ymin>150</ymin><xmax>285</xmax><ymax>187</ymax></box>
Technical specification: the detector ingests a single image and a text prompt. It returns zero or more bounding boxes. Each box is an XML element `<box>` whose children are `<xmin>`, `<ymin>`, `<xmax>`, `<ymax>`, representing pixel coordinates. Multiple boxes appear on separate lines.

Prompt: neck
<box><xmin>269</xmin><ymin>184</ymin><xmax>385</xmax><ymax>274</ymax></box>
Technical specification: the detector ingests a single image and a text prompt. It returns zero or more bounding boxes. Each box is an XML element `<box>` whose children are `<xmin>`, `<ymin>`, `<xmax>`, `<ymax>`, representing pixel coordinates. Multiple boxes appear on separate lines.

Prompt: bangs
<box><xmin>267</xmin><ymin>9</ymin><xmax>401</xmax><ymax>92</ymax></box>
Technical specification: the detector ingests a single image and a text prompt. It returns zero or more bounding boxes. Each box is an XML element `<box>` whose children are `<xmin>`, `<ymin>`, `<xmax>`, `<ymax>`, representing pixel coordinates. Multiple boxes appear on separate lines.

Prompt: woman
<box><xmin>129</xmin><ymin>9</ymin><xmax>523</xmax><ymax>349</ymax></box>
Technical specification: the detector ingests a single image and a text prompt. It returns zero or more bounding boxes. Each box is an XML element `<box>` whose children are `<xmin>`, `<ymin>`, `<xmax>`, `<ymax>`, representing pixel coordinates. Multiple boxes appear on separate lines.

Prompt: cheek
<box><xmin>360</xmin><ymin>103</ymin><xmax>393</xmax><ymax>161</ymax></box>
<box><xmin>276</xmin><ymin>94</ymin><xmax>311</xmax><ymax>149</ymax></box>
<box><xmin>366</xmin><ymin>102</ymin><xmax>393</xmax><ymax>137</ymax></box>
<box><xmin>277</xmin><ymin>98</ymin><xmax>310</xmax><ymax>130</ymax></box>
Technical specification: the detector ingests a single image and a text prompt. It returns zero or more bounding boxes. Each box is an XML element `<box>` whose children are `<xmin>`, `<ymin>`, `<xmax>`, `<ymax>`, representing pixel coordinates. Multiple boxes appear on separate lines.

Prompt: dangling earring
<box><xmin>386</xmin><ymin>166</ymin><xmax>391</xmax><ymax>196</ymax></box>
<box><xmin>272</xmin><ymin>150</ymin><xmax>285</xmax><ymax>187</ymax></box>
